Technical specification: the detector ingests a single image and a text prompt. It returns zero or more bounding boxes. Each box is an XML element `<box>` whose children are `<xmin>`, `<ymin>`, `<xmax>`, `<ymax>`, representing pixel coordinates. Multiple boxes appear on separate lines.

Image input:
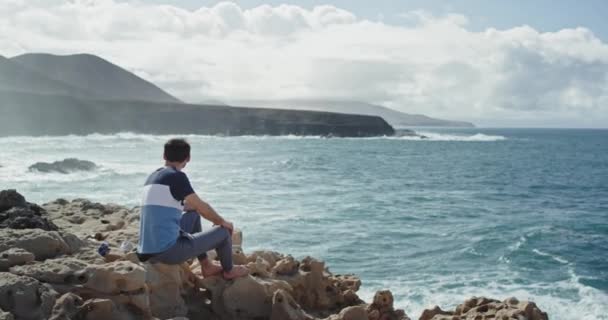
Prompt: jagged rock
<box><xmin>247</xmin><ymin>250</ymin><xmax>284</xmax><ymax>268</ymax></box>
<box><xmin>0</xmin><ymin>273</ymin><xmax>58</xmax><ymax>320</ymax></box>
<box><xmin>10</xmin><ymin>258</ymin><xmax>149</xmax><ymax>317</ymax></box>
<box><xmin>144</xmin><ymin>262</ymin><xmax>189</xmax><ymax>319</ymax></box>
<box><xmin>28</xmin><ymin>158</ymin><xmax>97</xmax><ymax>174</ymax></box>
<box><xmin>232</xmin><ymin>246</ymin><xmax>248</xmax><ymax>265</ymax></box>
<box><xmin>0</xmin><ymin>229</ymin><xmax>71</xmax><ymax>260</ymax></box>
<box><xmin>366</xmin><ymin>290</ymin><xmax>410</xmax><ymax>320</ymax></box>
<box><xmin>331</xmin><ymin>274</ymin><xmax>361</xmax><ymax>292</ymax></box>
<box><xmin>273</xmin><ymin>255</ymin><xmax>299</xmax><ymax>276</ymax></box>
<box><xmin>0</xmin><ymin>248</ymin><xmax>35</xmax><ymax>271</ymax></box>
<box><xmin>270</xmin><ymin>289</ymin><xmax>314</xmax><ymax>320</ymax></box>
<box><xmin>0</xmin><ymin>190</ymin><xmax>26</xmax><ymax>212</ymax></box>
<box><xmin>418</xmin><ymin>305</ymin><xmax>451</xmax><ymax>320</ymax></box>
<box><xmin>325</xmin><ymin>306</ymin><xmax>369</xmax><ymax>320</ymax></box>
<box><xmin>49</xmin><ymin>293</ymin><xmax>83</xmax><ymax>320</ymax></box>
<box><xmin>0</xmin><ymin>190</ymin><xmax>58</xmax><ymax>231</ymax></box>
<box><xmin>0</xmin><ymin>206</ymin><xmax>59</xmax><ymax>231</ymax></box>
<box><xmin>277</xmin><ymin>256</ymin><xmax>362</xmax><ymax>314</ymax></box>
<box><xmin>419</xmin><ymin>296</ymin><xmax>548</xmax><ymax>320</ymax></box>
<box><xmin>70</xmin><ymin>260</ymin><xmax>150</xmax><ymax>318</ymax></box>
<box><xmin>79</xmin><ymin>298</ymin><xmax>134</xmax><ymax>320</ymax></box>
<box><xmin>247</xmin><ymin>256</ymin><xmax>272</xmax><ymax>278</ymax></box>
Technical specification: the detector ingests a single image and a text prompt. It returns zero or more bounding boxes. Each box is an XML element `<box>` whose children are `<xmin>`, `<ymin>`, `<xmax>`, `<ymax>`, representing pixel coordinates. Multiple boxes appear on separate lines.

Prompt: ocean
<box><xmin>1</xmin><ymin>128</ymin><xmax>607</xmax><ymax>319</ymax></box>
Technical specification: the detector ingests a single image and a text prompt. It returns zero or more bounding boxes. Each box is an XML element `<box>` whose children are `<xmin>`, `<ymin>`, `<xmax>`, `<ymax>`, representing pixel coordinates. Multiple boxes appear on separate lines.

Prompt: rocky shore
<box><xmin>0</xmin><ymin>190</ymin><xmax>549</xmax><ymax>320</ymax></box>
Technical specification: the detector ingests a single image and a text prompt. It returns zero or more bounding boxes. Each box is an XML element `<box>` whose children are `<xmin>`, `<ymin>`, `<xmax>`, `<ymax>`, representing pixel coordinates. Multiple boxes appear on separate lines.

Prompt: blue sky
<box><xmin>136</xmin><ymin>0</ymin><xmax>608</xmax><ymax>40</ymax></box>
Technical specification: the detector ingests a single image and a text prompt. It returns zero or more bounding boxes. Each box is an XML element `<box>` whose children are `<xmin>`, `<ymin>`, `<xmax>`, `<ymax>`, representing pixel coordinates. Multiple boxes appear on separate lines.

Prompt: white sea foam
<box><xmin>358</xmin><ymin>271</ymin><xmax>608</xmax><ymax>320</ymax></box>
<box><xmin>0</xmin><ymin>131</ymin><xmax>507</xmax><ymax>143</ymax></box>
<box><xmin>393</xmin><ymin>132</ymin><xmax>507</xmax><ymax>141</ymax></box>
<box><xmin>533</xmin><ymin>249</ymin><xmax>570</xmax><ymax>264</ymax></box>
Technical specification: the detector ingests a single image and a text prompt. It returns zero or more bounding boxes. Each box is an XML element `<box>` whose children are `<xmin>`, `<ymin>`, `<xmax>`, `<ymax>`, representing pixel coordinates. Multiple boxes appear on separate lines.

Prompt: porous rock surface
<box><xmin>419</xmin><ymin>296</ymin><xmax>549</xmax><ymax>320</ymax></box>
<box><xmin>0</xmin><ymin>190</ymin><xmax>549</xmax><ymax>320</ymax></box>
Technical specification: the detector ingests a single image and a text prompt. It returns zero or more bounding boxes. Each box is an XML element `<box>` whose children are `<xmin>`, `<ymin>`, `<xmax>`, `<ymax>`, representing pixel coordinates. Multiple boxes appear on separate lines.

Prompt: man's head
<box><xmin>164</xmin><ymin>138</ymin><xmax>190</xmax><ymax>169</ymax></box>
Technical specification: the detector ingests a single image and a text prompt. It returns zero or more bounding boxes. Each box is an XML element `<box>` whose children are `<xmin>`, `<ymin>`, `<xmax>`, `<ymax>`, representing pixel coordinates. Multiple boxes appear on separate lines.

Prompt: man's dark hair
<box><xmin>164</xmin><ymin>138</ymin><xmax>191</xmax><ymax>162</ymax></box>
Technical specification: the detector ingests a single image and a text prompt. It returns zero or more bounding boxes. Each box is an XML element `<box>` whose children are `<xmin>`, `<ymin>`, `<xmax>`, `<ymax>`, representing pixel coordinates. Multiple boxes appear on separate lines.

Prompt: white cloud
<box><xmin>1</xmin><ymin>0</ymin><xmax>607</xmax><ymax>127</ymax></box>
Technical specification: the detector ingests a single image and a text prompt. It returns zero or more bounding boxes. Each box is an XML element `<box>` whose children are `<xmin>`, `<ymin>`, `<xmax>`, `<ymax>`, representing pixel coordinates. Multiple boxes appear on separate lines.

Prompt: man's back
<box><xmin>138</xmin><ymin>166</ymin><xmax>194</xmax><ymax>254</ymax></box>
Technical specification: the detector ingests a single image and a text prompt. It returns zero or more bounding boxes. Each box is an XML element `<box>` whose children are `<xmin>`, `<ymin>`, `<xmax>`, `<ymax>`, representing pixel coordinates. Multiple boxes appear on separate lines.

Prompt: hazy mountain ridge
<box><xmin>11</xmin><ymin>53</ymin><xmax>181</xmax><ymax>103</ymax></box>
<box><xmin>0</xmin><ymin>55</ymin><xmax>95</xmax><ymax>97</ymax></box>
<box><xmin>228</xmin><ymin>99</ymin><xmax>474</xmax><ymax>128</ymax></box>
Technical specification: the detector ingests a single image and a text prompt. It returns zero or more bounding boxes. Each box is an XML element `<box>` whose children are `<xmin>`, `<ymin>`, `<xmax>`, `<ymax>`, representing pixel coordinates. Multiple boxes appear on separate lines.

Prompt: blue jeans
<box><xmin>149</xmin><ymin>211</ymin><xmax>233</xmax><ymax>271</ymax></box>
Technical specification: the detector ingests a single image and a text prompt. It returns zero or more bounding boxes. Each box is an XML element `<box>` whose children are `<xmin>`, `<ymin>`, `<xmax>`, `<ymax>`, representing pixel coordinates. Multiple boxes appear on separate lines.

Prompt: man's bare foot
<box><xmin>223</xmin><ymin>265</ymin><xmax>249</xmax><ymax>280</ymax></box>
<box><xmin>201</xmin><ymin>261</ymin><xmax>223</xmax><ymax>277</ymax></box>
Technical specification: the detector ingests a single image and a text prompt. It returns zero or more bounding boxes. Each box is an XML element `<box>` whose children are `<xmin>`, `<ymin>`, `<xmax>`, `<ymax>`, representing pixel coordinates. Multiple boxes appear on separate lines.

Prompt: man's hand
<box><xmin>220</xmin><ymin>220</ymin><xmax>234</xmax><ymax>235</ymax></box>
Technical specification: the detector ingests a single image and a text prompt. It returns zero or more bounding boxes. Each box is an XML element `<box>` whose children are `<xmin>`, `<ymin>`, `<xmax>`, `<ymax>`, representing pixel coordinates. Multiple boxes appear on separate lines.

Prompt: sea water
<box><xmin>1</xmin><ymin>128</ymin><xmax>607</xmax><ymax>319</ymax></box>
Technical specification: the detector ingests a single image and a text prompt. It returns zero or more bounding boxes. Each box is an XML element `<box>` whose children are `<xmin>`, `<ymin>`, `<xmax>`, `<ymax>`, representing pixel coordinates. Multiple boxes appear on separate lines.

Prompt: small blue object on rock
<box><xmin>97</xmin><ymin>242</ymin><xmax>110</xmax><ymax>256</ymax></box>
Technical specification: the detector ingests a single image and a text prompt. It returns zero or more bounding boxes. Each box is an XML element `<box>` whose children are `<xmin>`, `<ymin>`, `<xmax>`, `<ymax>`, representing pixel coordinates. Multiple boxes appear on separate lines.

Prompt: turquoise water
<box><xmin>1</xmin><ymin>128</ymin><xmax>607</xmax><ymax>319</ymax></box>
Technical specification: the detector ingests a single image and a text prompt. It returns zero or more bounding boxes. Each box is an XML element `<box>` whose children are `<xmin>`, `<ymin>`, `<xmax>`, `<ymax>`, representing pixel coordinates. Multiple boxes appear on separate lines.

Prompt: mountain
<box><xmin>227</xmin><ymin>99</ymin><xmax>474</xmax><ymax>128</ymax></box>
<box><xmin>0</xmin><ymin>55</ymin><xmax>93</xmax><ymax>97</ymax></box>
<box><xmin>10</xmin><ymin>53</ymin><xmax>181</xmax><ymax>103</ymax></box>
<box><xmin>1</xmin><ymin>52</ymin><xmax>395</xmax><ymax>137</ymax></box>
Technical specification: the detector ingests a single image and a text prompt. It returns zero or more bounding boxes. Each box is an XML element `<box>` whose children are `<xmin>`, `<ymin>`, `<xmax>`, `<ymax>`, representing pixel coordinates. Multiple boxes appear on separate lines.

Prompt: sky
<box><xmin>1</xmin><ymin>0</ymin><xmax>608</xmax><ymax>127</ymax></box>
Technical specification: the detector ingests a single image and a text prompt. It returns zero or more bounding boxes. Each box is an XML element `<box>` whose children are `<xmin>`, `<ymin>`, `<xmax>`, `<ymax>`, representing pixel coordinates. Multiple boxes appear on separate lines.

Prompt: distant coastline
<box><xmin>0</xmin><ymin>53</ymin><xmax>472</xmax><ymax>137</ymax></box>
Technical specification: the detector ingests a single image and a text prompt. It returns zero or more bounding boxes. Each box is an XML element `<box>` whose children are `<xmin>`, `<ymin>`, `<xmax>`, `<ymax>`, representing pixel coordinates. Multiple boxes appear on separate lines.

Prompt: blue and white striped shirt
<box><xmin>137</xmin><ymin>166</ymin><xmax>194</xmax><ymax>254</ymax></box>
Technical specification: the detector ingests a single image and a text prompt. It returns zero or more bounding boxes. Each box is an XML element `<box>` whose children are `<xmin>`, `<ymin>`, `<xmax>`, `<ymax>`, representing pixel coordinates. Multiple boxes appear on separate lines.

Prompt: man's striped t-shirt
<box><xmin>137</xmin><ymin>166</ymin><xmax>195</xmax><ymax>254</ymax></box>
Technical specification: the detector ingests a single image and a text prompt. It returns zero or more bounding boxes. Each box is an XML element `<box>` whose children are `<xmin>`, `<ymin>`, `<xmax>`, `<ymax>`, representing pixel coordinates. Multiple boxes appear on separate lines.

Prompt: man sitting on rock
<box><xmin>136</xmin><ymin>138</ymin><xmax>249</xmax><ymax>280</ymax></box>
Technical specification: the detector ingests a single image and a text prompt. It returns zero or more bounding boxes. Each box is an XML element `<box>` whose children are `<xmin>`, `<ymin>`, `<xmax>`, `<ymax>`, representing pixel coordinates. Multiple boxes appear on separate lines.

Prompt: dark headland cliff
<box><xmin>0</xmin><ymin>53</ymin><xmax>394</xmax><ymax>137</ymax></box>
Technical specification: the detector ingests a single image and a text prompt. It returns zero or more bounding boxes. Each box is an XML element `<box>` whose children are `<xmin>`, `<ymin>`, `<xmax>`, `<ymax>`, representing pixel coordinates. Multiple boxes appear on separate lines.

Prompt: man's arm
<box><xmin>184</xmin><ymin>193</ymin><xmax>234</xmax><ymax>233</ymax></box>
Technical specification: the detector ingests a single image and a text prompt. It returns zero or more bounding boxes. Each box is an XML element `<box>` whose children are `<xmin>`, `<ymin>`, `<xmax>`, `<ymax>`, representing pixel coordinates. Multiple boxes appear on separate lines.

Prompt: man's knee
<box><xmin>215</xmin><ymin>227</ymin><xmax>231</xmax><ymax>243</ymax></box>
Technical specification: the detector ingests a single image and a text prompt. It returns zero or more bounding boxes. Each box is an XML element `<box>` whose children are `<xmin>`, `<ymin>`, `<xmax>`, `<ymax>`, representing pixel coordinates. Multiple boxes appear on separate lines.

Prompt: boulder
<box><xmin>0</xmin><ymin>273</ymin><xmax>58</xmax><ymax>320</ymax></box>
<box><xmin>28</xmin><ymin>158</ymin><xmax>97</xmax><ymax>174</ymax></box>
<box><xmin>270</xmin><ymin>289</ymin><xmax>314</xmax><ymax>320</ymax></box>
<box><xmin>79</xmin><ymin>298</ymin><xmax>134</xmax><ymax>320</ymax></box>
<box><xmin>366</xmin><ymin>290</ymin><xmax>410</xmax><ymax>320</ymax></box>
<box><xmin>326</xmin><ymin>306</ymin><xmax>369</xmax><ymax>320</ymax></box>
<box><xmin>11</xmin><ymin>258</ymin><xmax>150</xmax><ymax>318</ymax></box>
<box><xmin>0</xmin><ymin>190</ymin><xmax>58</xmax><ymax>231</ymax></box>
<box><xmin>0</xmin><ymin>206</ymin><xmax>58</xmax><ymax>231</ymax></box>
<box><xmin>0</xmin><ymin>248</ymin><xmax>35</xmax><ymax>271</ymax></box>
<box><xmin>247</xmin><ymin>256</ymin><xmax>272</xmax><ymax>278</ymax></box>
<box><xmin>49</xmin><ymin>293</ymin><xmax>83</xmax><ymax>320</ymax></box>
<box><xmin>0</xmin><ymin>229</ymin><xmax>71</xmax><ymax>260</ymax></box>
<box><xmin>0</xmin><ymin>190</ymin><xmax>26</xmax><ymax>212</ymax></box>
<box><xmin>202</xmin><ymin>275</ymin><xmax>292</xmax><ymax>320</ymax></box>
<box><xmin>277</xmin><ymin>256</ymin><xmax>363</xmax><ymax>313</ymax></box>
<box><xmin>272</xmin><ymin>255</ymin><xmax>299</xmax><ymax>276</ymax></box>
<box><xmin>144</xmin><ymin>262</ymin><xmax>189</xmax><ymax>319</ymax></box>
